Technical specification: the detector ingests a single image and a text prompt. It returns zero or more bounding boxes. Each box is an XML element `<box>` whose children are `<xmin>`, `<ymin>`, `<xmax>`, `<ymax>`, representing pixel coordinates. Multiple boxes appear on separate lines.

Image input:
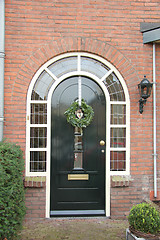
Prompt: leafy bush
<box><xmin>128</xmin><ymin>202</ymin><xmax>160</xmax><ymax>234</ymax></box>
<box><xmin>0</xmin><ymin>141</ymin><xmax>26</xmax><ymax>240</ymax></box>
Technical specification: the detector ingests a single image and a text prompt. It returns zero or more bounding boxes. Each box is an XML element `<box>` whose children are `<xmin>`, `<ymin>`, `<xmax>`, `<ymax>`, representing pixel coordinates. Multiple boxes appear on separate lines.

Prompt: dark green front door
<box><xmin>50</xmin><ymin>76</ymin><xmax>106</xmax><ymax>216</ymax></box>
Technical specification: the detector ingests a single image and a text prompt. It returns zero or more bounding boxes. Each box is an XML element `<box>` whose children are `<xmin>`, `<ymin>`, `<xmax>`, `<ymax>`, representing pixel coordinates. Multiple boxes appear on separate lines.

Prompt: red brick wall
<box><xmin>25</xmin><ymin>187</ymin><xmax>46</xmax><ymax>219</ymax></box>
<box><xmin>4</xmin><ymin>0</ymin><xmax>160</xmax><ymax>219</ymax></box>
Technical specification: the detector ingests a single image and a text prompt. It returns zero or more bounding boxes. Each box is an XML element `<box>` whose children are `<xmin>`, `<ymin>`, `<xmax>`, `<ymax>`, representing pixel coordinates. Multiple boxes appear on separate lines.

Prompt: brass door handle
<box><xmin>100</xmin><ymin>140</ymin><xmax>105</xmax><ymax>146</ymax></box>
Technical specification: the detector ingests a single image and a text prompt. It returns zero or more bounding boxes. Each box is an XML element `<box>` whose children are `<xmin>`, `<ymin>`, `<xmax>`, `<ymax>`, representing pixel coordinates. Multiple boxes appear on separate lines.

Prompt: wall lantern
<box><xmin>138</xmin><ymin>76</ymin><xmax>153</xmax><ymax>114</ymax></box>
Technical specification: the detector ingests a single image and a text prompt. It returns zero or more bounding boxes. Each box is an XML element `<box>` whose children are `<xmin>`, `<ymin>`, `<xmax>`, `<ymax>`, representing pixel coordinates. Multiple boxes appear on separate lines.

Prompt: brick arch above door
<box><xmin>12</xmin><ymin>37</ymin><xmax>139</xmax><ymax>102</ymax></box>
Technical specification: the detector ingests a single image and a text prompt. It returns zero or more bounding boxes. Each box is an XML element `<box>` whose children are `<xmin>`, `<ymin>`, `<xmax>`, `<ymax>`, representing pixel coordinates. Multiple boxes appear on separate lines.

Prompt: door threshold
<box><xmin>50</xmin><ymin>210</ymin><xmax>105</xmax><ymax>217</ymax></box>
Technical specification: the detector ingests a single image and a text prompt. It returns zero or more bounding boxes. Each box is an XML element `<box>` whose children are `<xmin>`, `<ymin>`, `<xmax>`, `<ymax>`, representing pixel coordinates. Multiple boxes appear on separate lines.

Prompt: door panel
<box><xmin>50</xmin><ymin>76</ymin><xmax>106</xmax><ymax>216</ymax></box>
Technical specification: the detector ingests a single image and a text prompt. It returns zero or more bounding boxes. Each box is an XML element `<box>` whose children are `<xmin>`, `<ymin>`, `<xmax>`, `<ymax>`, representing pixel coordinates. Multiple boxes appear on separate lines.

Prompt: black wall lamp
<box><xmin>138</xmin><ymin>76</ymin><xmax>153</xmax><ymax>114</ymax></box>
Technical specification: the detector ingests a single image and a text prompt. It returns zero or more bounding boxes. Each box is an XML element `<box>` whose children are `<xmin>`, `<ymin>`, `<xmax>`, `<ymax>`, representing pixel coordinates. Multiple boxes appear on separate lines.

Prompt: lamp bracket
<box><xmin>139</xmin><ymin>98</ymin><xmax>147</xmax><ymax>114</ymax></box>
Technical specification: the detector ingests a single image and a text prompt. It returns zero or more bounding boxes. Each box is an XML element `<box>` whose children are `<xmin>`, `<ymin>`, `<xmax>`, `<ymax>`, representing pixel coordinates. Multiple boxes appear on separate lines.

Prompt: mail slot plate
<box><xmin>68</xmin><ymin>174</ymin><xmax>89</xmax><ymax>180</ymax></box>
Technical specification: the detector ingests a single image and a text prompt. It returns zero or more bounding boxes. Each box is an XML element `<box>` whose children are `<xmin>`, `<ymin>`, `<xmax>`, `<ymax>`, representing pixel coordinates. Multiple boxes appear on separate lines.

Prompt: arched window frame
<box><xmin>26</xmin><ymin>52</ymin><xmax>130</xmax><ymax>177</ymax></box>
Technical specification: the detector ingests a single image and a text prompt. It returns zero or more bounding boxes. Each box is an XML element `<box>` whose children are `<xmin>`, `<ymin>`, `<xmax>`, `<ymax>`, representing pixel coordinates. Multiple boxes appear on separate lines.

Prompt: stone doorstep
<box><xmin>24</xmin><ymin>176</ymin><xmax>46</xmax><ymax>188</ymax></box>
<box><xmin>111</xmin><ymin>175</ymin><xmax>133</xmax><ymax>188</ymax></box>
<box><xmin>126</xmin><ymin>229</ymin><xmax>145</xmax><ymax>240</ymax></box>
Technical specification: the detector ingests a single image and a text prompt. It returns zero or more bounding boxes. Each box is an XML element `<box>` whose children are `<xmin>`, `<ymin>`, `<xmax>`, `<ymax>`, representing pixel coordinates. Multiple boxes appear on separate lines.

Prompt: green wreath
<box><xmin>64</xmin><ymin>99</ymin><xmax>94</xmax><ymax>128</ymax></box>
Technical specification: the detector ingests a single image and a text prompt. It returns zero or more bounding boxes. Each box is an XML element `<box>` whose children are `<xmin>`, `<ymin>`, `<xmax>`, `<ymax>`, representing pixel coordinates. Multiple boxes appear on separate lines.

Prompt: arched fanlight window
<box><xmin>26</xmin><ymin>52</ymin><xmax>130</xmax><ymax>175</ymax></box>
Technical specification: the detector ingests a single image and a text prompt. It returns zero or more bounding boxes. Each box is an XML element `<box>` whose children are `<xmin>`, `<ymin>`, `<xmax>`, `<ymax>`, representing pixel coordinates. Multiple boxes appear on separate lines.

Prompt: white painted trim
<box><xmin>25</xmin><ymin>52</ymin><xmax>130</xmax><ymax>219</ymax></box>
<box><xmin>110</xmin><ymin>148</ymin><xmax>126</xmax><ymax>151</ymax></box>
<box><xmin>125</xmin><ymin>94</ymin><xmax>130</xmax><ymax>175</ymax></box>
<box><xmin>26</xmin><ymin>113</ymin><xmax>30</xmax><ymax>176</ymax></box>
<box><xmin>100</xmin><ymin>69</ymin><xmax>113</xmax><ymax>82</ymax></box>
<box><xmin>29</xmin><ymin>148</ymin><xmax>47</xmax><ymax>151</ymax></box>
<box><xmin>44</xmin><ymin>68</ymin><xmax>58</xmax><ymax>81</ymax></box>
<box><xmin>30</xmin><ymin>100</ymin><xmax>48</xmax><ymax>104</ymax></box>
<box><xmin>110</xmin><ymin>124</ymin><xmax>126</xmax><ymax>128</ymax></box>
<box><xmin>105</xmin><ymin>92</ymin><xmax>111</xmax><ymax>217</ymax></box>
<box><xmin>110</xmin><ymin>101</ymin><xmax>126</xmax><ymax>105</ymax></box>
<box><xmin>46</xmin><ymin>93</ymin><xmax>51</xmax><ymax>218</ymax></box>
<box><xmin>29</xmin><ymin>124</ymin><xmax>47</xmax><ymax>127</ymax></box>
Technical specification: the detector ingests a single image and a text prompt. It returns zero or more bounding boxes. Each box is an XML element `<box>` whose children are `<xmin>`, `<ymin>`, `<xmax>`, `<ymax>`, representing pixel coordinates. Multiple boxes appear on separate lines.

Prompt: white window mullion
<box><xmin>30</xmin><ymin>100</ymin><xmax>48</xmax><ymax>104</ymax></box>
<box><xmin>110</xmin><ymin>147</ymin><xmax>126</xmax><ymax>151</ymax></box>
<box><xmin>29</xmin><ymin>148</ymin><xmax>47</xmax><ymax>151</ymax></box>
<box><xmin>110</xmin><ymin>124</ymin><xmax>126</xmax><ymax>128</ymax></box>
<box><xmin>110</xmin><ymin>101</ymin><xmax>126</xmax><ymax>105</ymax></box>
<box><xmin>101</xmin><ymin>69</ymin><xmax>113</xmax><ymax>82</ymax></box>
<box><xmin>30</xmin><ymin>124</ymin><xmax>47</xmax><ymax>128</ymax></box>
<box><xmin>45</xmin><ymin>68</ymin><xmax>58</xmax><ymax>81</ymax></box>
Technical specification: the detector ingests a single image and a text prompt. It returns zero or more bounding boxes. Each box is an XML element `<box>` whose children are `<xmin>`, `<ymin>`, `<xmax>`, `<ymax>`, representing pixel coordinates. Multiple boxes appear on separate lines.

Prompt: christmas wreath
<box><xmin>64</xmin><ymin>99</ymin><xmax>94</xmax><ymax>128</ymax></box>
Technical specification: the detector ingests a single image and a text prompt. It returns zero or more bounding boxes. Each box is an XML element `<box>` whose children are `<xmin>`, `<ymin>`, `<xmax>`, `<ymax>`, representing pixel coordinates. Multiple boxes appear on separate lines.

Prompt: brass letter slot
<box><xmin>68</xmin><ymin>174</ymin><xmax>89</xmax><ymax>180</ymax></box>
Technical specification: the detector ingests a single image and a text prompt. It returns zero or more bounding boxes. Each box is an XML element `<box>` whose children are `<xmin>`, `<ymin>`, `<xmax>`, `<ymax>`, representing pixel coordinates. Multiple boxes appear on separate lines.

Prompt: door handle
<box><xmin>100</xmin><ymin>140</ymin><xmax>105</xmax><ymax>146</ymax></box>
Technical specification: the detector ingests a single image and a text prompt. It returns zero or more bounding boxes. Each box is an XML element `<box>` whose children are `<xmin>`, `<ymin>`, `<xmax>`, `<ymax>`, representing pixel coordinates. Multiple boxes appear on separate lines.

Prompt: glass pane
<box><xmin>111</xmin><ymin>105</ymin><xmax>126</xmax><ymax>124</ymax></box>
<box><xmin>110</xmin><ymin>151</ymin><xmax>126</xmax><ymax>171</ymax></box>
<box><xmin>31</xmin><ymin>71</ymin><xmax>55</xmax><ymax>100</ymax></box>
<box><xmin>74</xmin><ymin>152</ymin><xmax>83</xmax><ymax>169</ymax></box>
<box><xmin>30</xmin><ymin>127</ymin><xmax>47</xmax><ymax>148</ymax></box>
<box><xmin>103</xmin><ymin>73</ymin><xmax>125</xmax><ymax>101</ymax></box>
<box><xmin>110</xmin><ymin>128</ymin><xmax>126</xmax><ymax>148</ymax></box>
<box><xmin>74</xmin><ymin>135</ymin><xmax>83</xmax><ymax>151</ymax></box>
<box><xmin>48</xmin><ymin>57</ymin><xmax>77</xmax><ymax>78</ymax></box>
<box><xmin>30</xmin><ymin>104</ymin><xmax>47</xmax><ymax>124</ymax></box>
<box><xmin>81</xmin><ymin>57</ymin><xmax>110</xmax><ymax>78</ymax></box>
<box><xmin>30</xmin><ymin>151</ymin><xmax>46</xmax><ymax>172</ymax></box>
<box><xmin>74</xmin><ymin>127</ymin><xmax>83</xmax><ymax>169</ymax></box>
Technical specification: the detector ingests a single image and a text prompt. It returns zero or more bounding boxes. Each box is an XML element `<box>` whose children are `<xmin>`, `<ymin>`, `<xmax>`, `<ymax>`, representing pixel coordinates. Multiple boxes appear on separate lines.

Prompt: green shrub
<box><xmin>128</xmin><ymin>202</ymin><xmax>160</xmax><ymax>234</ymax></box>
<box><xmin>0</xmin><ymin>141</ymin><xmax>26</xmax><ymax>240</ymax></box>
